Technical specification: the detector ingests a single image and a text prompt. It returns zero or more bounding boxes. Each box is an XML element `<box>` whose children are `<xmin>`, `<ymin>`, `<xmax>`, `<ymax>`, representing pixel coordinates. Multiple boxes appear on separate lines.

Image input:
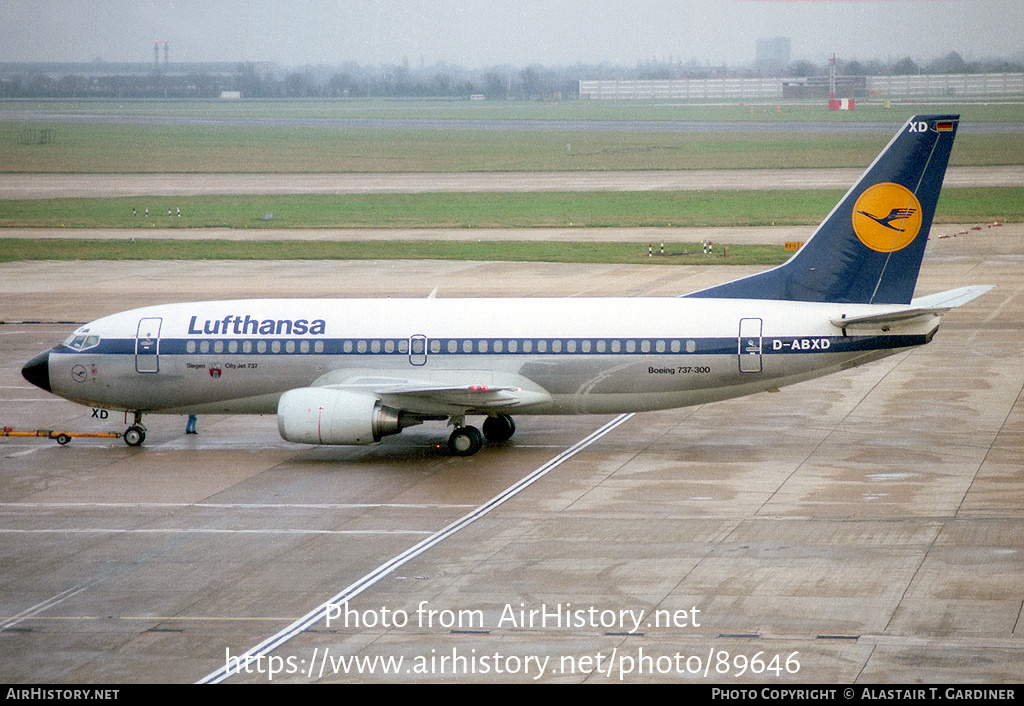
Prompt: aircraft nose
<box><xmin>22</xmin><ymin>350</ymin><xmax>51</xmax><ymax>393</ymax></box>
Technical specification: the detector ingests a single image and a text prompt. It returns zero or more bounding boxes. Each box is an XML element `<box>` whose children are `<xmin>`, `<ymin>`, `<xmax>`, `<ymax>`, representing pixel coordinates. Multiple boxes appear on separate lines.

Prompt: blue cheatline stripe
<box><xmin>195</xmin><ymin>412</ymin><xmax>634</xmax><ymax>684</ymax></box>
<box><xmin>60</xmin><ymin>334</ymin><xmax>929</xmax><ymax>359</ymax></box>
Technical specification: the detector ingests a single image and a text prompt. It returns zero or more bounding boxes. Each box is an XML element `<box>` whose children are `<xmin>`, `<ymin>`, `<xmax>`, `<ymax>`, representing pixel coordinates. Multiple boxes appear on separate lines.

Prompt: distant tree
<box><xmin>787</xmin><ymin>60</ymin><xmax>817</xmax><ymax>77</ymax></box>
<box><xmin>520</xmin><ymin>66</ymin><xmax>542</xmax><ymax>99</ymax></box>
<box><xmin>188</xmin><ymin>72</ymin><xmax>216</xmax><ymax>98</ymax></box>
<box><xmin>235</xmin><ymin>63</ymin><xmax>265</xmax><ymax>98</ymax></box>
<box><xmin>56</xmin><ymin>74</ymin><xmax>87</xmax><ymax>98</ymax></box>
<box><xmin>327</xmin><ymin>73</ymin><xmax>355</xmax><ymax>97</ymax></box>
<box><xmin>931</xmin><ymin>51</ymin><xmax>968</xmax><ymax>74</ymax></box>
<box><xmin>484</xmin><ymin>71</ymin><xmax>508</xmax><ymax>100</ymax></box>
<box><xmin>0</xmin><ymin>76</ymin><xmax>24</xmax><ymax>98</ymax></box>
<box><xmin>864</xmin><ymin>59</ymin><xmax>885</xmax><ymax>76</ymax></box>
<box><xmin>284</xmin><ymin>72</ymin><xmax>309</xmax><ymax>97</ymax></box>
<box><xmin>28</xmin><ymin>74</ymin><xmax>56</xmax><ymax>97</ymax></box>
<box><xmin>892</xmin><ymin>57</ymin><xmax>920</xmax><ymax>75</ymax></box>
<box><xmin>842</xmin><ymin>60</ymin><xmax>865</xmax><ymax>76</ymax></box>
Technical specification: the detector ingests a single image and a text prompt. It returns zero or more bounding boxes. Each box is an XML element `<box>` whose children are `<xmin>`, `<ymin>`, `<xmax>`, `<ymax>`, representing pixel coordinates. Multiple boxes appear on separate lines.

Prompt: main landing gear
<box><xmin>447</xmin><ymin>414</ymin><xmax>516</xmax><ymax>456</ymax></box>
<box><xmin>123</xmin><ymin>412</ymin><xmax>146</xmax><ymax>447</ymax></box>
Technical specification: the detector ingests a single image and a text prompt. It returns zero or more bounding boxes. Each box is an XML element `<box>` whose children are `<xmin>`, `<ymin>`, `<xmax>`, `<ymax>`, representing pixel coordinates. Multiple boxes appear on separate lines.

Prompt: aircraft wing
<box><xmin>312</xmin><ymin>370</ymin><xmax>553</xmax><ymax>416</ymax></box>
<box><xmin>831</xmin><ymin>285</ymin><xmax>993</xmax><ymax>331</ymax></box>
<box><xmin>374</xmin><ymin>382</ymin><xmax>551</xmax><ymax>411</ymax></box>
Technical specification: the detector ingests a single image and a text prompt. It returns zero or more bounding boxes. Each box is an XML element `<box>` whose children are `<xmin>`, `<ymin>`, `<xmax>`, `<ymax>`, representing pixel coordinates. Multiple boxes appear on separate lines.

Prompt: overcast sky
<box><xmin>4</xmin><ymin>0</ymin><xmax>1022</xmax><ymax>68</ymax></box>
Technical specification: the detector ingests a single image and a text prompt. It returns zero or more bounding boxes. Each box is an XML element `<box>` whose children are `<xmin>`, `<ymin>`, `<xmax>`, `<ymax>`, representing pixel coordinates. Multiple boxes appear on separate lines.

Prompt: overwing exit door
<box><xmin>409</xmin><ymin>335</ymin><xmax>428</xmax><ymax>366</ymax></box>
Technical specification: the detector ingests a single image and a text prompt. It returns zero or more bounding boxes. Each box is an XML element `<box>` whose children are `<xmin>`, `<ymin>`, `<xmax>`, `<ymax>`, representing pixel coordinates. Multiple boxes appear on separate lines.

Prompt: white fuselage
<box><xmin>47</xmin><ymin>297</ymin><xmax>937</xmax><ymax>417</ymax></box>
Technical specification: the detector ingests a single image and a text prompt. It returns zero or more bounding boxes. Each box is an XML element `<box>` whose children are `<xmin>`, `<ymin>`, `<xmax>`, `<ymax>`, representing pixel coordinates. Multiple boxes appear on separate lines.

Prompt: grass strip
<box><xmin>0</xmin><ymin>238</ymin><xmax>791</xmax><ymax>267</ymax></box>
<box><xmin>4</xmin><ymin>120</ymin><xmax>1022</xmax><ymax>173</ymax></box>
<box><xmin>1</xmin><ymin>187</ymin><xmax>1020</xmax><ymax>230</ymax></box>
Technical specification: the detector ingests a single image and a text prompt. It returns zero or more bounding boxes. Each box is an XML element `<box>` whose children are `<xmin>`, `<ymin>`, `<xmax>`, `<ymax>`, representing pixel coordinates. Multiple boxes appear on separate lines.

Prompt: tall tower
<box><xmin>827</xmin><ymin>53</ymin><xmax>855</xmax><ymax>110</ymax></box>
<box><xmin>164</xmin><ymin>41</ymin><xmax>169</xmax><ymax>68</ymax></box>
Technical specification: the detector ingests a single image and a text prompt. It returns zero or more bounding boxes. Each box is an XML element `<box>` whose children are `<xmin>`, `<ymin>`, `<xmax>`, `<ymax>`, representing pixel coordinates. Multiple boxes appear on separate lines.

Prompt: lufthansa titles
<box><xmin>188</xmin><ymin>314</ymin><xmax>327</xmax><ymax>337</ymax></box>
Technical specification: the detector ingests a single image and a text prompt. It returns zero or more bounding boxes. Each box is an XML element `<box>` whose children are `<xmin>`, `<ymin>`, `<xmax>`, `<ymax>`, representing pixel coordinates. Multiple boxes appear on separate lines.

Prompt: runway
<box><xmin>2</xmin><ymin>165</ymin><xmax>1022</xmax><ymax>199</ymax></box>
<box><xmin>1</xmin><ymin>220</ymin><xmax>1022</xmax><ymax>683</ymax></box>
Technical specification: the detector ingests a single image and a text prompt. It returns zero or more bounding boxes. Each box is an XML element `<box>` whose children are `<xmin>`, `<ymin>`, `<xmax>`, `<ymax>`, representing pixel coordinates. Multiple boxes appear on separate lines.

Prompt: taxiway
<box><xmin>1</xmin><ymin>221</ymin><xmax>1022</xmax><ymax>682</ymax></box>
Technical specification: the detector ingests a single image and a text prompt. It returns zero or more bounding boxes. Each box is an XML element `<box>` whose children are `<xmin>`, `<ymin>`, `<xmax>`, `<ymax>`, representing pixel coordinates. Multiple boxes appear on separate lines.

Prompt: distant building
<box><xmin>756</xmin><ymin>37</ymin><xmax>791</xmax><ymax>75</ymax></box>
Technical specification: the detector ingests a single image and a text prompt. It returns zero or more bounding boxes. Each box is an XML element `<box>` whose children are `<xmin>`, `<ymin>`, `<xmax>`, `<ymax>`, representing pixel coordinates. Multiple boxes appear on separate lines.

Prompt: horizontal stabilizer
<box><xmin>910</xmin><ymin>285</ymin><xmax>994</xmax><ymax>310</ymax></box>
<box><xmin>831</xmin><ymin>285</ymin><xmax>992</xmax><ymax>331</ymax></box>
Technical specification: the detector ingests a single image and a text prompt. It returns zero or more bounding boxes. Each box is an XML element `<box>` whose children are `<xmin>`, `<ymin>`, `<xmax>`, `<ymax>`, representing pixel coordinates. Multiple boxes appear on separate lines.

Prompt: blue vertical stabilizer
<box><xmin>686</xmin><ymin>115</ymin><xmax>959</xmax><ymax>304</ymax></box>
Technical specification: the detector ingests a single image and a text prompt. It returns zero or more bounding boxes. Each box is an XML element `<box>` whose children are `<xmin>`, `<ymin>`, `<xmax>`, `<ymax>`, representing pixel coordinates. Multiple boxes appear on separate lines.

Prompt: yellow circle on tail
<box><xmin>852</xmin><ymin>183</ymin><xmax>923</xmax><ymax>253</ymax></box>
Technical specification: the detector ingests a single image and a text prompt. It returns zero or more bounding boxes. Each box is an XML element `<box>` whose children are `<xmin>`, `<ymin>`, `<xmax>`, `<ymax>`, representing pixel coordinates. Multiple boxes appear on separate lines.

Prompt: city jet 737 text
<box><xmin>22</xmin><ymin>115</ymin><xmax>991</xmax><ymax>456</ymax></box>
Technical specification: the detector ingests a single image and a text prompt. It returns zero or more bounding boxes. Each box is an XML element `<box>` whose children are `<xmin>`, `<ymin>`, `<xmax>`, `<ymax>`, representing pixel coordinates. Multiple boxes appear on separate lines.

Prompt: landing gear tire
<box><xmin>482</xmin><ymin>414</ymin><xmax>516</xmax><ymax>443</ymax></box>
<box><xmin>56</xmin><ymin>433</ymin><xmax>71</xmax><ymax>446</ymax></box>
<box><xmin>448</xmin><ymin>425</ymin><xmax>483</xmax><ymax>457</ymax></box>
<box><xmin>124</xmin><ymin>425</ymin><xmax>146</xmax><ymax>447</ymax></box>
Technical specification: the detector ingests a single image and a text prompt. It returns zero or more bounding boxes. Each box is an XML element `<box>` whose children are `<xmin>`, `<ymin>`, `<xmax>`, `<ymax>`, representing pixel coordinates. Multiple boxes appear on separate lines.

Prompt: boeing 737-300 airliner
<box><xmin>21</xmin><ymin>115</ymin><xmax>991</xmax><ymax>456</ymax></box>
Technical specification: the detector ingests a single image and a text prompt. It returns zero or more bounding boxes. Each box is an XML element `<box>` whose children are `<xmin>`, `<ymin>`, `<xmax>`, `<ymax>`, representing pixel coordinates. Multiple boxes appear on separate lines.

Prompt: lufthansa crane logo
<box><xmin>852</xmin><ymin>183</ymin><xmax>923</xmax><ymax>252</ymax></box>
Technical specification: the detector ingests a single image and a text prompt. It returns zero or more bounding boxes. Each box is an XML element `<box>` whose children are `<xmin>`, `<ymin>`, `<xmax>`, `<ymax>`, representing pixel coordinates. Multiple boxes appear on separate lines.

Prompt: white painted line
<box><xmin>196</xmin><ymin>413</ymin><xmax>634</xmax><ymax>684</ymax></box>
<box><xmin>0</xmin><ymin>528</ymin><xmax>433</xmax><ymax>536</ymax></box>
<box><xmin>0</xmin><ymin>569</ymin><xmax>117</xmax><ymax>633</ymax></box>
<box><xmin>0</xmin><ymin>502</ymin><xmax>477</xmax><ymax>510</ymax></box>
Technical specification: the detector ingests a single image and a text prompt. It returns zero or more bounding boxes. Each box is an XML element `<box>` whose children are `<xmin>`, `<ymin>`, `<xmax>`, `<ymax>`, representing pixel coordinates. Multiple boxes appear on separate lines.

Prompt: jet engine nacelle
<box><xmin>277</xmin><ymin>387</ymin><xmax>412</xmax><ymax>445</ymax></box>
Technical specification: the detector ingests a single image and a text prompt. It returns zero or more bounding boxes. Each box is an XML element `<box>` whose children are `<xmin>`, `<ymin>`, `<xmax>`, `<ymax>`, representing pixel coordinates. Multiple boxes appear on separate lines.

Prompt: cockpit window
<box><xmin>63</xmin><ymin>334</ymin><xmax>101</xmax><ymax>351</ymax></box>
